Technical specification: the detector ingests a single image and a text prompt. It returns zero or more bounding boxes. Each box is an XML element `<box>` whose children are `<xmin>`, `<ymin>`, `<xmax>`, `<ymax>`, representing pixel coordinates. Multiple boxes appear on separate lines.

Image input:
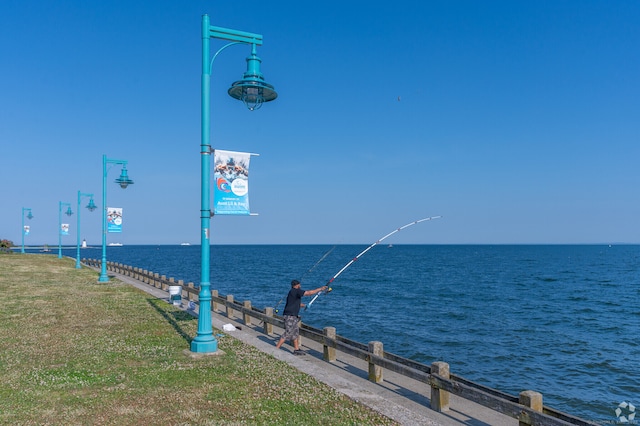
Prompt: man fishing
<box><xmin>275</xmin><ymin>279</ymin><xmax>327</xmax><ymax>355</ymax></box>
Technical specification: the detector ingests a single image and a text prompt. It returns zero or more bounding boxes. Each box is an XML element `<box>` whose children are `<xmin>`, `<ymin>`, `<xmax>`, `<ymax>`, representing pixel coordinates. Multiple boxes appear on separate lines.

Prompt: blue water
<box><xmin>59</xmin><ymin>244</ymin><xmax>639</xmax><ymax>422</ymax></box>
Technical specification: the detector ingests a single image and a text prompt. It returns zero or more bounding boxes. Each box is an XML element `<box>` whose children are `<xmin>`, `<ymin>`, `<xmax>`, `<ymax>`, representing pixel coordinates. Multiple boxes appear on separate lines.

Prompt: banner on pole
<box><xmin>23</xmin><ymin>226</ymin><xmax>30</xmax><ymax>236</ymax></box>
<box><xmin>107</xmin><ymin>207</ymin><xmax>123</xmax><ymax>233</ymax></box>
<box><xmin>213</xmin><ymin>150</ymin><xmax>253</xmax><ymax>215</ymax></box>
<box><xmin>60</xmin><ymin>223</ymin><xmax>70</xmax><ymax>236</ymax></box>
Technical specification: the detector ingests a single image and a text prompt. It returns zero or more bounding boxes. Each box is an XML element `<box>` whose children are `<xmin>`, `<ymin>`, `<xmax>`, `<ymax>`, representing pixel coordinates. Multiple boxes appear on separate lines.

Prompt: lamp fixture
<box><xmin>228</xmin><ymin>44</ymin><xmax>277</xmax><ymax>111</ymax></box>
<box><xmin>114</xmin><ymin>166</ymin><xmax>134</xmax><ymax>189</ymax></box>
<box><xmin>86</xmin><ymin>198</ymin><xmax>97</xmax><ymax>211</ymax></box>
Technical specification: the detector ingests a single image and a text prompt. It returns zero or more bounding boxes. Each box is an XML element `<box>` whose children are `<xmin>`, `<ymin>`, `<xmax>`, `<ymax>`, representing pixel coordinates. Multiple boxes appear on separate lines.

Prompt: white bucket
<box><xmin>168</xmin><ymin>286</ymin><xmax>182</xmax><ymax>306</ymax></box>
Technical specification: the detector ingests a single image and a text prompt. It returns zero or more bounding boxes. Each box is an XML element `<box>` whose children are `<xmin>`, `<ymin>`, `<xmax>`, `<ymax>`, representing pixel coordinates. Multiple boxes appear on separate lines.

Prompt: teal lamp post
<box><xmin>58</xmin><ymin>202</ymin><xmax>73</xmax><ymax>258</ymax></box>
<box><xmin>98</xmin><ymin>155</ymin><xmax>133</xmax><ymax>282</ymax></box>
<box><xmin>192</xmin><ymin>14</ymin><xmax>277</xmax><ymax>354</ymax></box>
<box><xmin>21</xmin><ymin>207</ymin><xmax>33</xmax><ymax>253</ymax></box>
<box><xmin>75</xmin><ymin>191</ymin><xmax>97</xmax><ymax>268</ymax></box>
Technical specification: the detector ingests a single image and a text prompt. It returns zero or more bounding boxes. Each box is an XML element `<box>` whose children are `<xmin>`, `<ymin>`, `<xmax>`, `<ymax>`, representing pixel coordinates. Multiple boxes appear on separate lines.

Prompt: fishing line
<box><xmin>300</xmin><ymin>245</ymin><xmax>336</xmax><ymax>282</ymax></box>
<box><xmin>274</xmin><ymin>245</ymin><xmax>337</xmax><ymax>314</ymax></box>
<box><xmin>305</xmin><ymin>215</ymin><xmax>442</xmax><ymax>310</ymax></box>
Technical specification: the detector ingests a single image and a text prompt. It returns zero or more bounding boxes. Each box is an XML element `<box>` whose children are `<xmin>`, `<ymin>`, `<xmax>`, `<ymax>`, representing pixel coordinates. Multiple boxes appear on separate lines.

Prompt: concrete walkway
<box><xmin>110</xmin><ymin>270</ymin><xmax>518</xmax><ymax>426</ymax></box>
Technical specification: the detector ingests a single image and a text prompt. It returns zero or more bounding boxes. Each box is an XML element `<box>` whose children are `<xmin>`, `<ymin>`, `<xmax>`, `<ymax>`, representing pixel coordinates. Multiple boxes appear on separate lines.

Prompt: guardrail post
<box><xmin>368</xmin><ymin>341</ymin><xmax>383</xmax><ymax>383</ymax></box>
<box><xmin>226</xmin><ymin>295</ymin><xmax>234</xmax><ymax>318</ymax></box>
<box><xmin>212</xmin><ymin>290</ymin><xmax>218</xmax><ymax>311</ymax></box>
<box><xmin>178</xmin><ymin>280</ymin><xmax>184</xmax><ymax>299</ymax></box>
<box><xmin>187</xmin><ymin>283</ymin><xmax>196</xmax><ymax>301</ymax></box>
<box><xmin>518</xmin><ymin>391</ymin><xmax>543</xmax><ymax>426</ymax></box>
<box><xmin>191</xmin><ymin>287</ymin><xmax>199</xmax><ymax>308</ymax></box>
<box><xmin>161</xmin><ymin>275</ymin><xmax>167</xmax><ymax>290</ymax></box>
<box><xmin>323</xmin><ymin>327</ymin><xmax>336</xmax><ymax>362</ymax></box>
<box><xmin>431</xmin><ymin>361</ymin><xmax>450</xmax><ymax>412</ymax></box>
<box><xmin>243</xmin><ymin>300</ymin><xmax>252</xmax><ymax>325</ymax></box>
<box><xmin>264</xmin><ymin>307</ymin><xmax>273</xmax><ymax>335</ymax></box>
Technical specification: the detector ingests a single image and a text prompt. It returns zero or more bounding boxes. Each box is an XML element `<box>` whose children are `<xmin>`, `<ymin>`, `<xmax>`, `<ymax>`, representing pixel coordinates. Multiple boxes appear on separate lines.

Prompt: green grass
<box><xmin>0</xmin><ymin>254</ymin><xmax>397</xmax><ymax>425</ymax></box>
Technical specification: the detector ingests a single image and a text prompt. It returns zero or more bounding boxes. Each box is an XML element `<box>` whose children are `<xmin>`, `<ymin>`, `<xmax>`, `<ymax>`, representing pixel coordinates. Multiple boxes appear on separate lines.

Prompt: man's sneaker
<box><xmin>293</xmin><ymin>350</ymin><xmax>306</xmax><ymax>356</ymax></box>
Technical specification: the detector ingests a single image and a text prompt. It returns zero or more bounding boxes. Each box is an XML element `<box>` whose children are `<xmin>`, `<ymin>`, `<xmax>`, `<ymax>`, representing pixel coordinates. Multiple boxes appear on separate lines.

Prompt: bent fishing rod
<box><xmin>274</xmin><ymin>245</ymin><xmax>337</xmax><ymax>314</ymax></box>
<box><xmin>305</xmin><ymin>215</ymin><xmax>442</xmax><ymax>310</ymax></box>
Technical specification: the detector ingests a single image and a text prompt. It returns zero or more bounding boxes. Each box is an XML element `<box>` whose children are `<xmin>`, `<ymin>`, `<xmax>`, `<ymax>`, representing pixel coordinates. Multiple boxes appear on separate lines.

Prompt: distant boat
<box><xmin>107</xmin><ymin>243</ymin><xmax>123</xmax><ymax>247</ymax></box>
<box><xmin>41</xmin><ymin>244</ymin><xmax>51</xmax><ymax>252</ymax></box>
<box><xmin>180</xmin><ymin>242</ymin><xmax>191</xmax><ymax>246</ymax></box>
<box><xmin>388</xmin><ymin>244</ymin><xmax>393</xmax><ymax>248</ymax></box>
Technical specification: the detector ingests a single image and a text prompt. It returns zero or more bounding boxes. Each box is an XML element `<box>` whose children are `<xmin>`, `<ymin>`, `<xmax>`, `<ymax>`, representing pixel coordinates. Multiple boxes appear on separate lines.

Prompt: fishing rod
<box><xmin>305</xmin><ymin>215</ymin><xmax>442</xmax><ymax>310</ymax></box>
<box><xmin>274</xmin><ymin>245</ymin><xmax>337</xmax><ymax>314</ymax></box>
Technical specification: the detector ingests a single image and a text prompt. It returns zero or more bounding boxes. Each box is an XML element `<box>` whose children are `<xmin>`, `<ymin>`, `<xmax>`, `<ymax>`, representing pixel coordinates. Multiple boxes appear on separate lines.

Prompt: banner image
<box><xmin>107</xmin><ymin>207</ymin><xmax>123</xmax><ymax>233</ymax></box>
<box><xmin>213</xmin><ymin>150</ymin><xmax>252</xmax><ymax>215</ymax></box>
<box><xmin>23</xmin><ymin>225</ymin><xmax>30</xmax><ymax>236</ymax></box>
<box><xmin>60</xmin><ymin>224</ymin><xmax>70</xmax><ymax>236</ymax></box>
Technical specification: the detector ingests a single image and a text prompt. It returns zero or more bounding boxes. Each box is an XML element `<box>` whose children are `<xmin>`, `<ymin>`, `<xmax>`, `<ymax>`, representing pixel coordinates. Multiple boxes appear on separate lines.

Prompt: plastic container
<box><xmin>168</xmin><ymin>286</ymin><xmax>182</xmax><ymax>306</ymax></box>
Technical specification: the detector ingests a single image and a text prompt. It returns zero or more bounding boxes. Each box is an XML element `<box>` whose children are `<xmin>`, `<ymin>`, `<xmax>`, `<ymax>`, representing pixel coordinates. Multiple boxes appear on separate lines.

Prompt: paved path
<box><xmin>110</xmin><ymin>270</ymin><xmax>518</xmax><ymax>426</ymax></box>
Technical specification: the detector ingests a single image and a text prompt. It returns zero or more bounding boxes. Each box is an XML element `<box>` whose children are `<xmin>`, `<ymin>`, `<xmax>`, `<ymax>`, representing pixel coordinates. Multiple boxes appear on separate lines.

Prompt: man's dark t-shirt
<box><xmin>283</xmin><ymin>287</ymin><xmax>305</xmax><ymax>316</ymax></box>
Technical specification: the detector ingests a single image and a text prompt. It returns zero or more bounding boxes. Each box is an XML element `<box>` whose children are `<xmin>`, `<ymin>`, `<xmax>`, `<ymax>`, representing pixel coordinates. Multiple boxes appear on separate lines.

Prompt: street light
<box><xmin>98</xmin><ymin>155</ymin><xmax>133</xmax><ymax>283</ymax></box>
<box><xmin>191</xmin><ymin>14</ymin><xmax>277</xmax><ymax>354</ymax></box>
<box><xmin>75</xmin><ymin>191</ymin><xmax>97</xmax><ymax>269</ymax></box>
<box><xmin>58</xmin><ymin>202</ymin><xmax>73</xmax><ymax>259</ymax></box>
<box><xmin>21</xmin><ymin>207</ymin><xmax>33</xmax><ymax>253</ymax></box>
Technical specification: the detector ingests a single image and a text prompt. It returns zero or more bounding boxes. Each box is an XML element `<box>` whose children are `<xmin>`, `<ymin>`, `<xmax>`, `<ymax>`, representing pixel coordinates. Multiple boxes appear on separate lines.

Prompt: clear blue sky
<box><xmin>2</xmin><ymin>1</ymin><xmax>639</xmax><ymax>245</ymax></box>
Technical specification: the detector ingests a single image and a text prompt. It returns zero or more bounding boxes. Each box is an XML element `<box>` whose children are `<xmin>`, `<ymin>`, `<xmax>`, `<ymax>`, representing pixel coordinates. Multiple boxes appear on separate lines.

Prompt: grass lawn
<box><xmin>0</xmin><ymin>254</ymin><xmax>397</xmax><ymax>425</ymax></box>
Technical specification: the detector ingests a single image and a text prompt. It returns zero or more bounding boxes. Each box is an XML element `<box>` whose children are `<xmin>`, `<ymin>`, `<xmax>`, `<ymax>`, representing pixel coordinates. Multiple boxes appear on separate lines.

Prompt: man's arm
<box><xmin>303</xmin><ymin>285</ymin><xmax>328</xmax><ymax>297</ymax></box>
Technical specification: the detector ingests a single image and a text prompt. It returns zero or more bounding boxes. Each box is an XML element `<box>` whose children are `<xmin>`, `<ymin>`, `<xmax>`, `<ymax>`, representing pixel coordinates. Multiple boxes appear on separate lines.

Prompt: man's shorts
<box><xmin>282</xmin><ymin>315</ymin><xmax>300</xmax><ymax>340</ymax></box>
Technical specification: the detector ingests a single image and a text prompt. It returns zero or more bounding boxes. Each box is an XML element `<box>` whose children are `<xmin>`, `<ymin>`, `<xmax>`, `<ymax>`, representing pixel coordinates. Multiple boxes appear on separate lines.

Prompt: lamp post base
<box><xmin>183</xmin><ymin>348</ymin><xmax>224</xmax><ymax>359</ymax></box>
<box><xmin>190</xmin><ymin>337</ymin><xmax>218</xmax><ymax>353</ymax></box>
